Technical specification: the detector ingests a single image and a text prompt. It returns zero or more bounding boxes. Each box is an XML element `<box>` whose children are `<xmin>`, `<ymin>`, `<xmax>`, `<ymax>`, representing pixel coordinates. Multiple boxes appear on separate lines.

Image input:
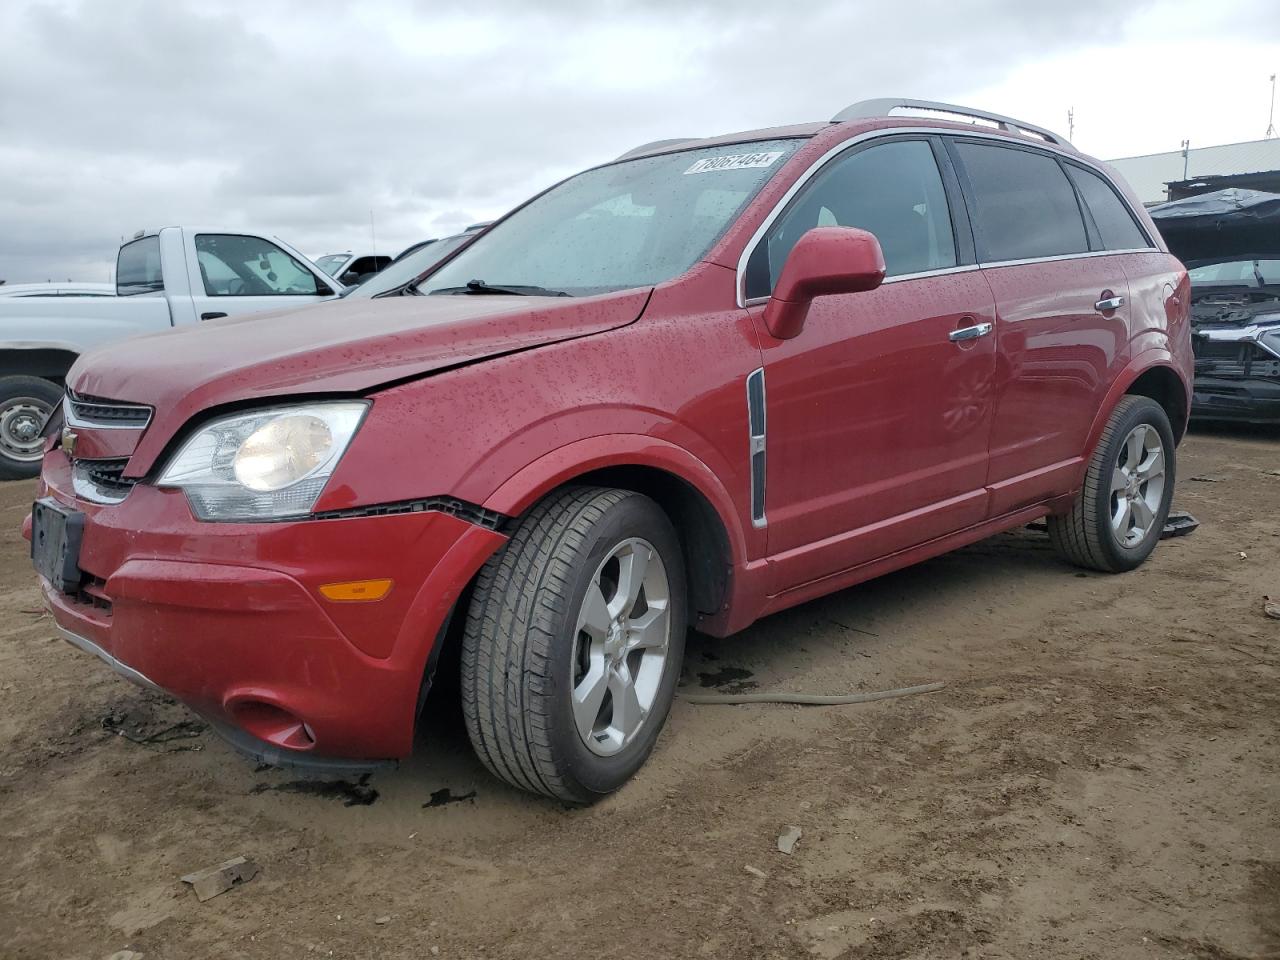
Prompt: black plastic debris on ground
<box><xmin>1162</xmin><ymin>512</ymin><xmax>1199</xmax><ymax>539</ymax></box>
<box><xmin>423</xmin><ymin>788</ymin><xmax>477</xmax><ymax>808</ymax></box>
<box><xmin>1030</xmin><ymin>513</ymin><xmax>1199</xmax><ymax>541</ymax></box>
<box><xmin>250</xmin><ymin>772</ymin><xmax>379</xmax><ymax>807</ymax></box>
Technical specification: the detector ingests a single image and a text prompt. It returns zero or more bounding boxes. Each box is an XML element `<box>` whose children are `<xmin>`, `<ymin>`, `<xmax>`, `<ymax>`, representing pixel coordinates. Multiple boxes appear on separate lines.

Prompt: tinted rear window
<box><xmin>954</xmin><ymin>142</ymin><xmax>1088</xmax><ymax>262</ymax></box>
<box><xmin>116</xmin><ymin>236</ymin><xmax>164</xmax><ymax>296</ymax></box>
<box><xmin>1066</xmin><ymin>164</ymin><xmax>1151</xmax><ymax>251</ymax></box>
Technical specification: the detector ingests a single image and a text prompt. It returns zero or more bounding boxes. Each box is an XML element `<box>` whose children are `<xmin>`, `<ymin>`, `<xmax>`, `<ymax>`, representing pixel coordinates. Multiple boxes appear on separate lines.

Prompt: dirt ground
<box><xmin>1</xmin><ymin>426</ymin><xmax>1277</xmax><ymax>960</ymax></box>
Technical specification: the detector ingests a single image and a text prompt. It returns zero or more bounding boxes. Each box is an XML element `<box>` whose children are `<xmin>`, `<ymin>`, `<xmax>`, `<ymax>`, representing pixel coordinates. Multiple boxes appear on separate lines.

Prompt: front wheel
<box><xmin>1048</xmin><ymin>396</ymin><xmax>1176</xmax><ymax>572</ymax></box>
<box><xmin>461</xmin><ymin>487</ymin><xmax>687</xmax><ymax>804</ymax></box>
<box><xmin>0</xmin><ymin>376</ymin><xmax>62</xmax><ymax>481</ymax></box>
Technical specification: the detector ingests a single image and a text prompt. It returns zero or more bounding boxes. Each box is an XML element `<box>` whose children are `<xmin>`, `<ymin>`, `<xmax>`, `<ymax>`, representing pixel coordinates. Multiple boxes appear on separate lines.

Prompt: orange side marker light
<box><xmin>318</xmin><ymin>578</ymin><xmax>394</xmax><ymax>602</ymax></box>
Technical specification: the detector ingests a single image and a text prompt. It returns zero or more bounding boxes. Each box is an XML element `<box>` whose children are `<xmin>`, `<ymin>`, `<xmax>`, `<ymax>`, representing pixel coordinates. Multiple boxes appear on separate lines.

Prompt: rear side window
<box><xmin>116</xmin><ymin>237</ymin><xmax>164</xmax><ymax>296</ymax></box>
<box><xmin>745</xmin><ymin>138</ymin><xmax>957</xmax><ymax>299</ymax></box>
<box><xmin>954</xmin><ymin>142</ymin><xmax>1088</xmax><ymax>262</ymax></box>
<box><xmin>1065</xmin><ymin>165</ymin><xmax>1151</xmax><ymax>251</ymax></box>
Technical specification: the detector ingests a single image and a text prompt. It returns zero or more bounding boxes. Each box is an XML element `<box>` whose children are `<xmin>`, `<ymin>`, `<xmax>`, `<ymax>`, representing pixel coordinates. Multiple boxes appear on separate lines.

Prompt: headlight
<box><xmin>157</xmin><ymin>401</ymin><xmax>368</xmax><ymax>521</ymax></box>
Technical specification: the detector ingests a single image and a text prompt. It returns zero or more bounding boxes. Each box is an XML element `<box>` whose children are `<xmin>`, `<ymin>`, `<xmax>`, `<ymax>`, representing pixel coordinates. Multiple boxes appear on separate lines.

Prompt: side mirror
<box><xmin>762</xmin><ymin>227</ymin><xmax>886</xmax><ymax>340</ymax></box>
<box><xmin>340</xmin><ymin>270</ymin><xmax>362</xmax><ymax>285</ymax></box>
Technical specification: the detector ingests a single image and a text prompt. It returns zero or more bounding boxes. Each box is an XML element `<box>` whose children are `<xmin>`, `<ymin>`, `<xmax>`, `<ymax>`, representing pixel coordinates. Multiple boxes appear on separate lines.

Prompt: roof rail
<box><xmin>832</xmin><ymin>98</ymin><xmax>1071</xmax><ymax>147</ymax></box>
<box><xmin>615</xmin><ymin>137</ymin><xmax>700</xmax><ymax>161</ymax></box>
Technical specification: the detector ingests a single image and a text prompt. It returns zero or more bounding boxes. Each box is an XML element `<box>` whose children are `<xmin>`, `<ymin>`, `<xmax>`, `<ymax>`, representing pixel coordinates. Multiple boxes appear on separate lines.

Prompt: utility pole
<box><xmin>1067</xmin><ymin>106</ymin><xmax>1074</xmax><ymax>142</ymax></box>
<box><xmin>1267</xmin><ymin>74</ymin><xmax>1276</xmax><ymax>139</ymax></box>
<box><xmin>1181</xmin><ymin>139</ymin><xmax>1191</xmax><ymax>180</ymax></box>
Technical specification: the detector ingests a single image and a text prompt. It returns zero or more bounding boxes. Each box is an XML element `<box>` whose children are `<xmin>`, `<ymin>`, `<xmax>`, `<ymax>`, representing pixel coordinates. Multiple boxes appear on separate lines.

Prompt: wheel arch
<box><xmin>483</xmin><ymin>436</ymin><xmax>748</xmax><ymax>624</ymax></box>
<box><xmin>0</xmin><ymin>347</ymin><xmax>79</xmax><ymax>383</ymax></box>
<box><xmin>1085</xmin><ymin>354</ymin><xmax>1190</xmax><ymax>463</ymax></box>
<box><xmin>1123</xmin><ymin>364</ymin><xmax>1189</xmax><ymax>443</ymax></box>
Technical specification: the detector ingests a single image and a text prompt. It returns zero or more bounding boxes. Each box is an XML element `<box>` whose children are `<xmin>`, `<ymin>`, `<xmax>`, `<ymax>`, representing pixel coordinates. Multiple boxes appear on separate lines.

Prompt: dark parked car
<box><xmin>1150</xmin><ymin>188</ymin><xmax>1280</xmax><ymax>423</ymax></box>
<box><xmin>30</xmin><ymin>98</ymin><xmax>1191</xmax><ymax>803</ymax></box>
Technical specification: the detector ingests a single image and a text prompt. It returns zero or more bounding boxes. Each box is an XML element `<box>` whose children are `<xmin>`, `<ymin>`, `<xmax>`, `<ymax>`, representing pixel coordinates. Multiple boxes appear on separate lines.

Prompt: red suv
<box><xmin>29</xmin><ymin>99</ymin><xmax>1192</xmax><ymax>803</ymax></box>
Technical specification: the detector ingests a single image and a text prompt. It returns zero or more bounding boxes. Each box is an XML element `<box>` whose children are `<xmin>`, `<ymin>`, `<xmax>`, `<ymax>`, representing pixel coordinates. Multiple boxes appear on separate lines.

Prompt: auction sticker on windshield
<box><xmin>684</xmin><ymin>152</ymin><xmax>784</xmax><ymax>174</ymax></box>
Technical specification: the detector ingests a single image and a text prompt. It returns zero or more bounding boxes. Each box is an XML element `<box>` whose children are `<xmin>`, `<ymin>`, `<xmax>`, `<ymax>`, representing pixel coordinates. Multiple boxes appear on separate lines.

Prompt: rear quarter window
<box><xmin>1065</xmin><ymin>164</ymin><xmax>1151</xmax><ymax>251</ymax></box>
<box><xmin>953</xmin><ymin>141</ymin><xmax>1088</xmax><ymax>262</ymax></box>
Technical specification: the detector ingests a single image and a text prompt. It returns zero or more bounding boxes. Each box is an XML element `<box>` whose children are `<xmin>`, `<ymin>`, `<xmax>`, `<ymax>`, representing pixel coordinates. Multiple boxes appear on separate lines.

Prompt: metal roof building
<box><xmin>1107</xmin><ymin>138</ymin><xmax>1280</xmax><ymax>206</ymax></box>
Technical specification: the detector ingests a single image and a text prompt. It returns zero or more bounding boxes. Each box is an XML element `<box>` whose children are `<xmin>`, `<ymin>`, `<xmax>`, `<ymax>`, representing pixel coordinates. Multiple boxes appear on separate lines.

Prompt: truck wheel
<box><xmin>1048</xmin><ymin>396</ymin><xmax>1175</xmax><ymax>573</ymax></box>
<box><xmin>461</xmin><ymin>487</ymin><xmax>687</xmax><ymax>804</ymax></box>
<box><xmin>0</xmin><ymin>376</ymin><xmax>61</xmax><ymax>480</ymax></box>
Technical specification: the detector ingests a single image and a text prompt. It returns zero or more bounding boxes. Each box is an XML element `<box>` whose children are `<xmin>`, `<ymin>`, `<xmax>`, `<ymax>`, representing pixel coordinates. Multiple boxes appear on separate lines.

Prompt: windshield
<box><xmin>1187</xmin><ymin>259</ymin><xmax>1280</xmax><ymax>288</ymax></box>
<box><xmin>343</xmin><ymin>234</ymin><xmax>474</xmax><ymax>298</ymax></box>
<box><xmin>418</xmin><ymin>139</ymin><xmax>803</xmax><ymax>297</ymax></box>
<box><xmin>315</xmin><ymin>254</ymin><xmax>349</xmax><ymax>276</ymax></box>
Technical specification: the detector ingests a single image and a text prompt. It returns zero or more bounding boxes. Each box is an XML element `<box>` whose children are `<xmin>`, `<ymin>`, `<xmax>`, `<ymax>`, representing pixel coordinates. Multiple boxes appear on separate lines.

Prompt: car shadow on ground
<box><xmin>383</xmin><ymin>524</ymin><xmax>1070</xmax><ymax>810</ymax></box>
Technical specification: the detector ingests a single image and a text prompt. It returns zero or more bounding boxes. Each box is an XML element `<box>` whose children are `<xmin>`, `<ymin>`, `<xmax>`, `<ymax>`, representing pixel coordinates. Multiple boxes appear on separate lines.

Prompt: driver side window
<box><xmin>744</xmin><ymin>138</ymin><xmax>958</xmax><ymax>300</ymax></box>
<box><xmin>194</xmin><ymin>234</ymin><xmax>320</xmax><ymax>297</ymax></box>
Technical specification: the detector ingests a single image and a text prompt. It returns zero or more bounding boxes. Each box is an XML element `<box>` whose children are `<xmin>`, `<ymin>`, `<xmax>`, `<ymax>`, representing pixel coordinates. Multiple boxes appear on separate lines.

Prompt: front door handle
<box><xmin>201</xmin><ymin>312</ymin><xmax>228</xmax><ymax>321</ymax></box>
<box><xmin>949</xmin><ymin>322</ymin><xmax>993</xmax><ymax>343</ymax></box>
<box><xmin>1094</xmin><ymin>295</ymin><xmax>1125</xmax><ymax>312</ymax></box>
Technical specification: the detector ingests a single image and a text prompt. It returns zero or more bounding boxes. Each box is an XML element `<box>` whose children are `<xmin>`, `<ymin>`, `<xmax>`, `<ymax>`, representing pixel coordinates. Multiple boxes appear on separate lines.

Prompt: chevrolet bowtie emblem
<box><xmin>61</xmin><ymin>428</ymin><xmax>77</xmax><ymax>458</ymax></box>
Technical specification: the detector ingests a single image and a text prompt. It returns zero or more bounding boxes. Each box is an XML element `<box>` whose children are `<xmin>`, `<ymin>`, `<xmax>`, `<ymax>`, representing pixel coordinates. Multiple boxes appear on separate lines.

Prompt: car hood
<box><xmin>1151</xmin><ymin>187</ymin><xmax>1280</xmax><ymax>264</ymax></box>
<box><xmin>68</xmin><ymin>289</ymin><xmax>650</xmax><ymax>475</ymax></box>
<box><xmin>72</xmin><ymin>290</ymin><xmax>650</xmax><ymax>405</ymax></box>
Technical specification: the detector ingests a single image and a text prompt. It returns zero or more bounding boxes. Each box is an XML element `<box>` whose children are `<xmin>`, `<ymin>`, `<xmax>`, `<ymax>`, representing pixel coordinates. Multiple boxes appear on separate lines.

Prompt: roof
<box><xmin>1107</xmin><ymin>138</ymin><xmax>1280</xmax><ymax>205</ymax></box>
<box><xmin>617</xmin><ymin>99</ymin><xmax>1074</xmax><ymax>162</ymax></box>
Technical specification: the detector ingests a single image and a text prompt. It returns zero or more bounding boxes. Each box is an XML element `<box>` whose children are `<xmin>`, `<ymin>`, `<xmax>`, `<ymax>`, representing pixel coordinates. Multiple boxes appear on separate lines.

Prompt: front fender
<box><xmin>483</xmin><ymin>433</ymin><xmax>752</xmax><ymax>571</ymax></box>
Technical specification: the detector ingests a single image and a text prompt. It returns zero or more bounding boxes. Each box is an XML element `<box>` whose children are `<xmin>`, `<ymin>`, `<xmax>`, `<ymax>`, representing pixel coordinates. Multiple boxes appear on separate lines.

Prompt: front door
<box><xmin>184</xmin><ymin>231</ymin><xmax>333</xmax><ymax>322</ymax></box>
<box><xmin>742</xmin><ymin>136</ymin><xmax>998</xmax><ymax>593</ymax></box>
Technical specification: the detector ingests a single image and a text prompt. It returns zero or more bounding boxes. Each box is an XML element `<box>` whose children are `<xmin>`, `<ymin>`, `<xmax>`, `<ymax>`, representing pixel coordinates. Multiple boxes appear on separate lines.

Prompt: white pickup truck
<box><xmin>0</xmin><ymin>226</ymin><xmax>341</xmax><ymax>478</ymax></box>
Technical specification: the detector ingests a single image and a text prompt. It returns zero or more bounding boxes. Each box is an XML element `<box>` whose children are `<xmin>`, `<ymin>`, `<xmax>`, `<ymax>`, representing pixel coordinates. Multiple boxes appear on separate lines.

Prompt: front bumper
<box><xmin>1192</xmin><ymin>374</ymin><xmax>1280</xmax><ymax>423</ymax></box>
<box><xmin>31</xmin><ymin>450</ymin><xmax>506</xmax><ymax>764</ymax></box>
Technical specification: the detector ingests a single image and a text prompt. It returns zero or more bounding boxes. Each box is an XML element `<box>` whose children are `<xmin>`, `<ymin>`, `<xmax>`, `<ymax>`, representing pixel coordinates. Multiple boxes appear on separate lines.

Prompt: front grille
<box><xmin>72</xmin><ymin>457</ymin><xmax>139</xmax><ymax>504</ymax></box>
<box><xmin>1192</xmin><ymin>338</ymin><xmax>1280</xmax><ymax>380</ymax></box>
<box><xmin>1193</xmin><ymin>339</ymin><xmax>1249</xmax><ymax>361</ymax></box>
<box><xmin>74</xmin><ymin>575</ymin><xmax>112</xmax><ymax>614</ymax></box>
<box><xmin>65</xmin><ymin>392</ymin><xmax>152</xmax><ymax>429</ymax></box>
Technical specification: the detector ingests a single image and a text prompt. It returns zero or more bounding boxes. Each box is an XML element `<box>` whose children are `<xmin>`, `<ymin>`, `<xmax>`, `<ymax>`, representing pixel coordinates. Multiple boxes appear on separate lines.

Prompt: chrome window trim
<box><xmin>976</xmin><ymin>247</ymin><xmax>1157</xmax><ymax>270</ymax></box>
<box><xmin>735</xmin><ymin>126</ymin><xmax>1155</xmax><ymax>308</ymax></box>
<box><xmin>64</xmin><ymin>394</ymin><xmax>153</xmax><ymax>431</ymax></box>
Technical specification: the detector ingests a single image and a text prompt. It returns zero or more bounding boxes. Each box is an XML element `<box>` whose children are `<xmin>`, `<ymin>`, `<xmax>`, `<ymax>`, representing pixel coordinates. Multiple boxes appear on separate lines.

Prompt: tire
<box><xmin>461</xmin><ymin>486</ymin><xmax>687</xmax><ymax>804</ymax></box>
<box><xmin>1048</xmin><ymin>396</ymin><xmax>1176</xmax><ymax>573</ymax></box>
<box><xmin>0</xmin><ymin>376</ymin><xmax>62</xmax><ymax>481</ymax></box>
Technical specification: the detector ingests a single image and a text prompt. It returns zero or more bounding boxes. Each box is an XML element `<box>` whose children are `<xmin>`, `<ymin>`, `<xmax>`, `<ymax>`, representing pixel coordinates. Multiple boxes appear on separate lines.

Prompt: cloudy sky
<box><xmin>1</xmin><ymin>0</ymin><xmax>1278</xmax><ymax>282</ymax></box>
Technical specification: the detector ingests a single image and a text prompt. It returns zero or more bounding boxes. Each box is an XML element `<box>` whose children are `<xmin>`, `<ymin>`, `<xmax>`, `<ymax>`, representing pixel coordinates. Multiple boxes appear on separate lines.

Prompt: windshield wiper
<box><xmin>429</xmin><ymin>279</ymin><xmax>571</xmax><ymax>297</ymax></box>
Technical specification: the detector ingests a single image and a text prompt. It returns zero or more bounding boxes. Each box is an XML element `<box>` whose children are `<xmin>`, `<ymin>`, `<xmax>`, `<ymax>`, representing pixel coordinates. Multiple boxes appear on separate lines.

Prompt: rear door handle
<box><xmin>1094</xmin><ymin>296</ymin><xmax>1125</xmax><ymax>312</ymax></box>
<box><xmin>201</xmin><ymin>312</ymin><xmax>228</xmax><ymax>321</ymax></box>
<box><xmin>949</xmin><ymin>322</ymin><xmax>993</xmax><ymax>342</ymax></box>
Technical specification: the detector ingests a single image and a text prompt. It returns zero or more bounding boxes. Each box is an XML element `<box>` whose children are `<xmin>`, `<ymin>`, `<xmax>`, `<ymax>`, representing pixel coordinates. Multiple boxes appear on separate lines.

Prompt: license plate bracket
<box><xmin>31</xmin><ymin>498</ymin><xmax>85</xmax><ymax>595</ymax></box>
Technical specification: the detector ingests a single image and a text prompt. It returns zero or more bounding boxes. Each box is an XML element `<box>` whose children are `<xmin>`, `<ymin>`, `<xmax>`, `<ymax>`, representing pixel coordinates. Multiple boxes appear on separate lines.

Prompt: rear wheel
<box><xmin>1048</xmin><ymin>396</ymin><xmax>1175</xmax><ymax>572</ymax></box>
<box><xmin>0</xmin><ymin>376</ymin><xmax>61</xmax><ymax>480</ymax></box>
<box><xmin>461</xmin><ymin>487</ymin><xmax>686</xmax><ymax>804</ymax></box>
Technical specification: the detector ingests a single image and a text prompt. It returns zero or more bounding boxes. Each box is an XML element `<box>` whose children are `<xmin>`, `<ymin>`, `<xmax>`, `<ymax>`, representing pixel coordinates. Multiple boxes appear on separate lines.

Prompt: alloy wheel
<box><xmin>1110</xmin><ymin>423</ymin><xmax>1166</xmax><ymax>547</ymax></box>
<box><xmin>571</xmin><ymin>537</ymin><xmax>672</xmax><ymax>757</ymax></box>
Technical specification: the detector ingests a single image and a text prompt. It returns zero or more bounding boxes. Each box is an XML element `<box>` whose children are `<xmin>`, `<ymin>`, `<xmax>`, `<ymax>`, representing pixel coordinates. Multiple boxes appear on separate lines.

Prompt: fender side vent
<box><xmin>311</xmin><ymin>496</ymin><xmax>509</xmax><ymax>531</ymax></box>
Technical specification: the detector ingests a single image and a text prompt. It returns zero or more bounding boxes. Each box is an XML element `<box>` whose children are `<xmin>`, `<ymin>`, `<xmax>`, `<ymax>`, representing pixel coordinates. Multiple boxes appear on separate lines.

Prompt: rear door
<box><xmin>745</xmin><ymin>136</ymin><xmax>999</xmax><ymax>591</ymax></box>
<box><xmin>184</xmin><ymin>232</ymin><xmax>335</xmax><ymax>322</ymax></box>
<box><xmin>948</xmin><ymin>138</ymin><xmax>1134</xmax><ymax>515</ymax></box>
